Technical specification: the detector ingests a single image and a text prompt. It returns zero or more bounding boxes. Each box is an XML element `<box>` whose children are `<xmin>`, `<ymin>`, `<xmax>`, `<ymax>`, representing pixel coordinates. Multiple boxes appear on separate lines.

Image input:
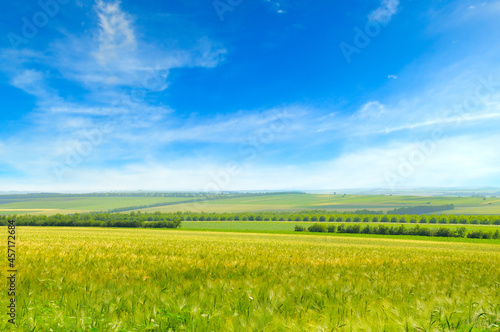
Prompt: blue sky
<box><xmin>1</xmin><ymin>0</ymin><xmax>500</xmax><ymax>192</ymax></box>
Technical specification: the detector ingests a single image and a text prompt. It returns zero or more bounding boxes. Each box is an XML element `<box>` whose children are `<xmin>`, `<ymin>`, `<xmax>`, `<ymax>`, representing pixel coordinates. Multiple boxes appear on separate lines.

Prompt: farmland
<box><xmin>3</xmin><ymin>192</ymin><xmax>500</xmax><ymax>331</ymax></box>
<box><xmin>7</xmin><ymin>227</ymin><xmax>499</xmax><ymax>331</ymax></box>
<box><xmin>2</xmin><ymin>192</ymin><xmax>500</xmax><ymax>216</ymax></box>
<box><xmin>0</xmin><ymin>195</ymin><xmax>191</xmax><ymax>215</ymax></box>
<box><xmin>130</xmin><ymin>194</ymin><xmax>500</xmax><ymax>215</ymax></box>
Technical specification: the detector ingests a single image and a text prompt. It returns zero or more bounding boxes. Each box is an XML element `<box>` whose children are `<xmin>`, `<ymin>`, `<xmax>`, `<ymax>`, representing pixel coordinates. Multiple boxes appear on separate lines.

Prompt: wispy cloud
<box><xmin>94</xmin><ymin>0</ymin><xmax>136</xmax><ymax>66</ymax></box>
<box><xmin>368</xmin><ymin>0</ymin><xmax>400</xmax><ymax>23</ymax></box>
<box><xmin>265</xmin><ymin>0</ymin><xmax>287</xmax><ymax>14</ymax></box>
<box><xmin>0</xmin><ymin>0</ymin><xmax>229</xmax><ymax>185</ymax></box>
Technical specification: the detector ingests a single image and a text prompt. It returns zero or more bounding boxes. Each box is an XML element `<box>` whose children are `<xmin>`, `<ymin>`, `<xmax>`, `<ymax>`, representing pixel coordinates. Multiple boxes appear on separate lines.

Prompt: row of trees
<box><xmin>55</xmin><ymin>210</ymin><xmax>497</xmax><ymax>224</ymax></box>
<box><xmin>297</xmin><ymin>224</ymin><xmax>499</xmax><ymax>239</ymax></box>
<box><xmin>1</xmin><ymin>213</ymin><xmax>181</xmax><ymax>228</ymax></box>
<box><xmin>2</xmin><ymin>210</ymin><xmax>500</xmax><ymax>227</ymax></box>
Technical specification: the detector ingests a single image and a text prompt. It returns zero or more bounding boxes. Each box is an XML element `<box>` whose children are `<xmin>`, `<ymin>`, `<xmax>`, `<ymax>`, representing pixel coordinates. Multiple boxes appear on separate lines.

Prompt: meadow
<box><xmin>7</xmin><ymin>227</ymin><xmax>500</xmax><ymax>331</ymax></box>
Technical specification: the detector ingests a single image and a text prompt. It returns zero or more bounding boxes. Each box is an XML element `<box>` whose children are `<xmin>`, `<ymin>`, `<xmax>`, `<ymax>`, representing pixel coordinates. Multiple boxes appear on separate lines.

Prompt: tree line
<box><xmin>2</xmin><ymin>210</ymin><xmax>500</xmax><ymax>227</ymax></box>
<box><xmin>296</xmin><ymin>223</ymin><xmax>499</xmax><ymax>239</ymax></box>
<box><xmin>1</xmin><ymin>212</ymin><xmax>181</xmax><ymax>228</ymax></box>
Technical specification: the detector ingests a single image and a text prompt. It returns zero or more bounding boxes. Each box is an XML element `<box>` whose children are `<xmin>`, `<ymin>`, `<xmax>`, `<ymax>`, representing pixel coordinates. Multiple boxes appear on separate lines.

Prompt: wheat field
<box><xmin>7</xmin><ymin>227</ymin><xmax>500</xmax><ymax>331</ymax></box>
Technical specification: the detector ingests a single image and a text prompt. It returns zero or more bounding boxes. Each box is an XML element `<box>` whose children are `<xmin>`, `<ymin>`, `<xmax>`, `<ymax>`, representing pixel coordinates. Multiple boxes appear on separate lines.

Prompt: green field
<box><xmin>133</xmin><ymin>194</ymin><xmax>500</xmax><ymax>215</ymax></box>
<box><xmin>0</xmin><ymin>196</ymin><xmax>192</xmax><ymax>215</ymax></box>
<box><xmin>1</xmin><ymin>193</ymin><xmax>500</xmax><ymax>216</ymax></box>
<box><xmin>0</xmin><ymin>210</ymin><xmax>40</xmax><ymax>216</ymax></box>
<box><xmin>9</xmin><ymin>227</ymin><xmax>499</xmax><ymax>331</ymax></box>
<box><xmin>181</xmin><ymin>221</ymin><xmax>500</xmax><ymax>241</ymax></box>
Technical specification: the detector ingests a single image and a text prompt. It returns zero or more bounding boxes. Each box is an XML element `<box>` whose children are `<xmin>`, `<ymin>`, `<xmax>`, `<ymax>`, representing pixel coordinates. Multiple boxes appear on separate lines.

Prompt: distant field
<box><xmin>1</xmin><ymin>193</ymin><xmax>500</xmax><ymax>216</ymax></box>
<box><xmin>11</xmin><ymin>227</ymin><xmax>499</xmax><ymax>331</ymax></box>
<box><xmin>0</xmin><ymin>210</ymin><xmax>42</xmax><ymax>215</ymax></box>
<box><xmin>133</xmin><ymin>194</ymin><xmax>500</xmax><ymax>215</ymax></box>
<box><xmin>0</xmin><ymin>196</ymin><xmax>191</xmax><ymax>215</ymax></box>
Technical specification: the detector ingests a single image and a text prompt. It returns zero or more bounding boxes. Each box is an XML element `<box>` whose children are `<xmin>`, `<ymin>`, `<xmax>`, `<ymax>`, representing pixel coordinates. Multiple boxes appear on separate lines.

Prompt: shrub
<box><xmin>308</xmin><ymin>224</ymin><xmax>327</xmax><ymax>233</ymax></box>
<box><xmin>435</xmin><ymin>228</ymin><xmax>452</xmax><ymax>237</ymax></box>
<box><xmin>467</xmin><ymin>231</ymin><xmax>483</xmax><ymax>239</ymax></box>
<box><xmin>376</xmin><ymin>225</ymin><xmax>389</xmax><ymax>235</ymax></box>
<box><xmin>327</xmin><ymin>225</ymin><xmax>336</xmax><ymax>233</ymax></box>
<box><xmin>481</xmin><ymin>232</ymin><xmax>492</xmax><ymax>239</ymax></box>
<box><xmin>456</xmin><ymin>227</ymin><xmax>467</xmax><ymax>238</ymax></box>
<box><xmin>294</xmin><ymin>225</ymin><xmax>307</xmax><ymax>232</ymax></box>
<box><xmin>361</xmin><ymin>225</ymin><xmax>371</xmax><ymax>234</ymax></box>
<box><xmin>417</xmin><ymin>228</ymin><xmax>432</xmax><ymax>237</ymax></box>
<box><xmin>345</xmin><ymin>224</ymin><xmax>361</xmax><ymax>233</ymax></box>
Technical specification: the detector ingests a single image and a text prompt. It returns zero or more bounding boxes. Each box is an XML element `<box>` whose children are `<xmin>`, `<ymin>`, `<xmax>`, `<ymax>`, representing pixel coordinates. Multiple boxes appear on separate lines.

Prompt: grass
<box><xmin>8</xmin><ymin>227</ymin><xmax>500</xmax><ymax>331</ymax></box>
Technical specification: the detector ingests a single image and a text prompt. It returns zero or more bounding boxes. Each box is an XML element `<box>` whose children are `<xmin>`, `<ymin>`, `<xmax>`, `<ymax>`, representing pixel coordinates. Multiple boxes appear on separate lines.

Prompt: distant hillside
<box><xmin>387</xmin><ymin>204</ymin><xmax>455</xmax><ymax>215</ymax></box>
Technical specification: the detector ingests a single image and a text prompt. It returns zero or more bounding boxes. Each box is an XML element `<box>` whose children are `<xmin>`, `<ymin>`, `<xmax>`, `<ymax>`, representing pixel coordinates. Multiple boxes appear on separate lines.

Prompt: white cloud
<box><xmin>55</xmin><ymin>2</ymin><xmax>225</xmax><ymax>89</ymax></box>
<box><xmin>1</xmin><ymin>133</ymin><xmax>499</xmax><ymax>192</ymax></box>
<box><xmin>10</xmin><ymin>70</ymin><xmax>46</xmax><ymax>98</ymax></box>
<box><xmin>94</xmin><ymin>0</ymin><xmax>136</xmax><ymax>65</ymax></box>
<box><xmin>354</xmin><ymin>101</ymin><xmax>386</xmax><ymax>119</ymax></box>
<box><xmin>368</xmin><ymin>0</ymin><xmax>400</xmax><ymax>23</ymax></box>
